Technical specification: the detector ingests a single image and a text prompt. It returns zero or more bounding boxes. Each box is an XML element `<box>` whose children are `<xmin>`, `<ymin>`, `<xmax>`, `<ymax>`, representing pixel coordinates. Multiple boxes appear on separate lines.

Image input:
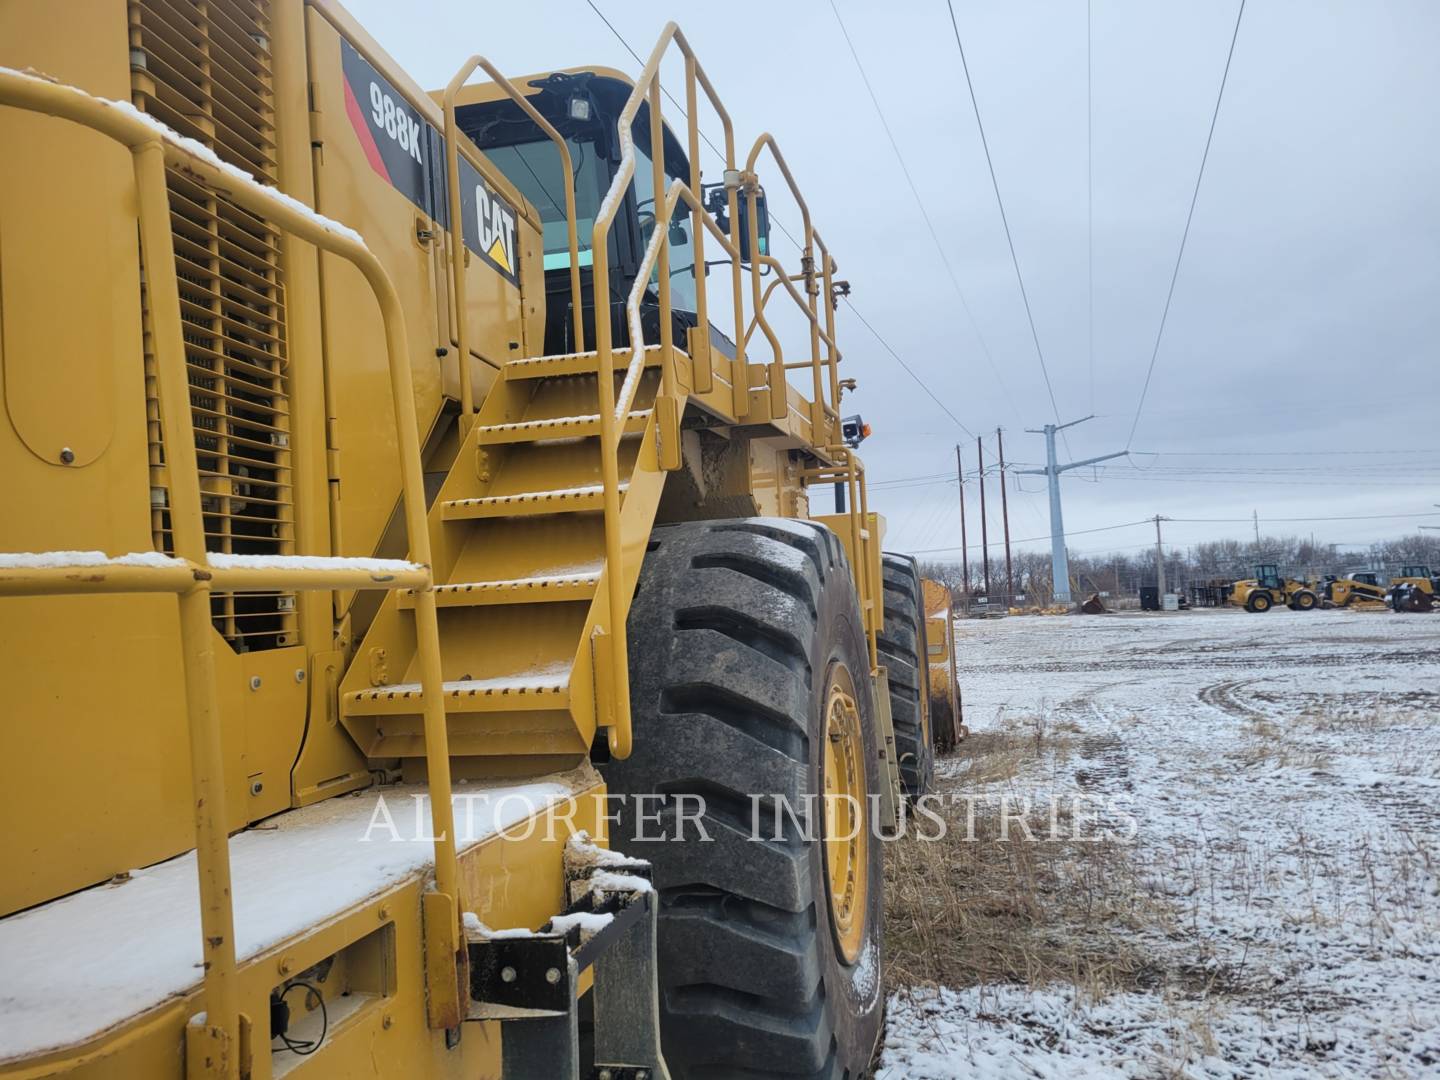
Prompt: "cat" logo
<box><xmin>475</xmin><ymin>183</ymin><xmax>517</xmax><ymax>279</ymax></box>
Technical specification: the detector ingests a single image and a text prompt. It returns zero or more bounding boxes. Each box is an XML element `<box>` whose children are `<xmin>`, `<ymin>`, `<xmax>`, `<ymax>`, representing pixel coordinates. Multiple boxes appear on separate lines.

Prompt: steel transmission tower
<box><xmin>1015</xmin><ymin>416</ymin><xmax>1126</xmax><ymax>604</ymax></box>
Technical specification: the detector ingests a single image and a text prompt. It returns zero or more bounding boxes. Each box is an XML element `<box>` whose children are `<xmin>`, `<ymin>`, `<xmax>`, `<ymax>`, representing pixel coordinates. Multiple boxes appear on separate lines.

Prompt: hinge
<box><xmin>326</xmin><ymin>417</ymin><xmax>340</xmax><ymax>479</ymax></box>
<box><xmin>308</xmin><ymin>81</ymin><xmax>323</xmax><ymax>146</ymax></box>
<box><xmin>591</xmin><ymin>627</ymin><xmax>614</xmax><ymax>731</ymax></box>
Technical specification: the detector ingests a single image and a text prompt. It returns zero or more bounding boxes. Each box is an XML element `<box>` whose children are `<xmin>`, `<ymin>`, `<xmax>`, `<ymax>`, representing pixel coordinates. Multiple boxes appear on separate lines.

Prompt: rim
<box><xmin>821</xmin><ymin>662</ymin><xmax>870</xmax><ymax>964</ymax></box>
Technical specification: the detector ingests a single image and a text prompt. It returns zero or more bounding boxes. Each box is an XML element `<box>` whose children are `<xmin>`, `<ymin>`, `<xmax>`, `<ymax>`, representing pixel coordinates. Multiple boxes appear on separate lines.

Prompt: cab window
<box><xmin>483</xmin><ymin>136</ymin><xmax>601</xmax><ymax>270</ymax></box>
<box><xmin>633</xmin><ymin>120</ymin><xmax>698</xmax><ymax>314</ymax></box>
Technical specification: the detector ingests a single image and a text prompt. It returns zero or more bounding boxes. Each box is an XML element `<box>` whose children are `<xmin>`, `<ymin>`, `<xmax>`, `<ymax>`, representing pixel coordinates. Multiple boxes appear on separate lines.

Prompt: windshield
<box><xmin>483</xmin><ymin>137</ymin><xmax>601</xmax><ymax>270</ymax></box>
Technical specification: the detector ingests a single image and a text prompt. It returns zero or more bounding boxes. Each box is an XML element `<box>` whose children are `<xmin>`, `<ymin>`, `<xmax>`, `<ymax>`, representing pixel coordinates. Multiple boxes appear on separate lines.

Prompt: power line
<box><xmin>583</xmin><ymin>0</ymin><xmax>726</xmax><ymax>166</ymax></box>
<box><xmin>841</xmin><ymin>298</ymin><xmax>976</xmax><ymax>437</ymax></box>
<box><xmin>908</xmin><ymin>510</ymin><xmax>1440</xmax><ymax>558</ymax></box>
<box><xmin>944</xmin><ymin>0</ymin><xmax>1066</xmax><ymax>434</ymax></box>
<box><xmin>1133</xmin><ymin>449</ymin><xmax>1440</xmax><ymax>457</ymax></box>
<box><xmin>582</xmin><ymin>0</ymin><xmax>810</xmax><ymax>256</ymax></box>
<box><xmin>1172</xmin><ymin>512</ymin><xmax>1440</xmax><ymax>524</ymax></box>
<box><xmin>826</xmin><ymin>0</ymin><xmax>1019</xmax><ymax>421</ymax></box>
<box><xmin>1124</xmin><ymin>0</ymin><xmax>1247</xmax><ymax>449</ymax></box>
<box><xmin>1069</xmin><ymin>475</ymin><xmax>1440</xmax><ymax>488</ymax></box>
<box><xmin>585</xmin><ymin>0</ymin><xmax>970</xmax><ymax>449</ymax></box>
<box><xmin>912</xmin><ymin>516</ymin><xmax>1155</xmax><ymax>556</ymax></box>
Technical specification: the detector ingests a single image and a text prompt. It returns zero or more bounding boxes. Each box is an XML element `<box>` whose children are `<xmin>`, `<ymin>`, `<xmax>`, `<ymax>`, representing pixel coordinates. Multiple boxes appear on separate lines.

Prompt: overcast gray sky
<box><xmin>348</xmin><ymin>0</ymin><xmax>1440</xmax><ymax>561</ymax></box>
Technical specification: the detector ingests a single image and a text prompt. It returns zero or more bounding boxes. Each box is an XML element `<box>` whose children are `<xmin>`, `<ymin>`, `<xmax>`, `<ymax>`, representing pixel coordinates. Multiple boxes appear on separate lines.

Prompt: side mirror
<box><xmin>738</xmin><ymin>187</ymin><xmax>770</xmax><ymax>264</ymax></box>
<box><xmin>701</xmin><ymin>183</ymin><xmax>770</xmax><ymax>266</ymax></box>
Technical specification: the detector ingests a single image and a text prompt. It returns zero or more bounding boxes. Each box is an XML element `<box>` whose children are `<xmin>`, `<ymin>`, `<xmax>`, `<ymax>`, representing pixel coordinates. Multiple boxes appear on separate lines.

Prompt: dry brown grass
<box><xmin>1223</xmin><ymin>716</ymin><xmax>1334</xmax><ymax>771</ymax></box>
<box><xmin>885</xmin><ymin>719</ymin><xmax>1165</xmax><ymax>999</ymax></box>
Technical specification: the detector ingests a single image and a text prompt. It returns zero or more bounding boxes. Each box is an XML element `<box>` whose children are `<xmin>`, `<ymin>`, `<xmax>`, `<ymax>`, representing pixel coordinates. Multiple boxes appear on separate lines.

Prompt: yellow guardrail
<box><xmin>443</xmin><ymin>55</ymin><xmax>586</xmax><ymax>419</ymax></box>
<box><xmin>589</xmin><ymin>23</ymin><xmax>739</xmax><ymax>759</ymax></box>
<box><xmin>586</xmin><ymin>23</ymin><xmax>865</xmax><ymax>759</ymax></box>
<box><xmin>0</xmin><ymin>68</ymin><xmax>463</xmax><ymax>1076</ymax></box>
<box><xmin>742</xmin><ymin>133</ymin><xmax>844</xmax><ymax>431</ymax></box>
<box><xmin>802</xmin><ymin>450</ymin><xmax>879</xmax><ymax>667</ymax></box>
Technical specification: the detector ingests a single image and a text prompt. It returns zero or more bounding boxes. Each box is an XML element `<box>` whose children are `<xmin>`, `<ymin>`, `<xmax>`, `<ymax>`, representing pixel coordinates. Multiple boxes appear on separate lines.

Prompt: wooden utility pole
<box><xmin>977</xmin><ymin>435</ymin><xmax>991</xmax><ymax>599</ymax></box>
<box><xmin>997</xmin><ymin>427</ymin><xmax>1014</xmax><ymax>606</ymax></box>
<box><xmin>1154</xmin><ymin>515</ymin><xmax>1168</xmax><ymax>600</ymax></box>
<box><xmin>955</xmin><ymin>443</ymin><xmax>970</xmax><ymax>608</ymax></box>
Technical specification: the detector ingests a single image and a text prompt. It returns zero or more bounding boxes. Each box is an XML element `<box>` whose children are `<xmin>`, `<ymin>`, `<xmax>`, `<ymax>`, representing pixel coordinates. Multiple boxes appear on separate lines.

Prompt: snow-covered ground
<box><xmin>879</xmin><ymin>607</ymin><xmax>1440</xmax><ymax>1079</ymax></box>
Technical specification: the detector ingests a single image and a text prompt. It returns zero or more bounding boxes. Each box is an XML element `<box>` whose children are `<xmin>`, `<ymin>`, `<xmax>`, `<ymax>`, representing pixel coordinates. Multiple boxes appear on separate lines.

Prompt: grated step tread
<box><xmin>440</xmin><ymin>483</ymin><xmax>628</xmax><ymax>521</ymax></box>
<box><xmin>503</xmin><ymin>345</ymin><xmax>663</xmax><ymax>380</ymax></box>
<box><xmin>399</xmin><ymin>570</ymin><xmax>601</xmax><ymax>608</ymax></box>
<box><xmin>345</xmin><ymin>666</ymin><xmax>573</xmax><ymax>715</ymax></box>
<box><xmin>473</xmin><ymin>410</ymin><xmax>651</xmax><ymax>445</ymax></box>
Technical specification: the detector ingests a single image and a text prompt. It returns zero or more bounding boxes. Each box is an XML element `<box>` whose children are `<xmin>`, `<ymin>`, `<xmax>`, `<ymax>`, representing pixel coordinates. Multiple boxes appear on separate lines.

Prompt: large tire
<box><xmin>929</xmin><ymin>692</ymin><xmax>958</xmax><ymax>754</ymax></box>
<box><xmin>602</xmin><ymin>518</ymin><xmax>885</xmax><ymax>1079</ymax></box>
<box><xmin>1246</xmin><ymin>592</ymin><xmax>1271</xmax><ymax>613</ymax></box>
<box><xmin>879</xmin><ymin>553</ymin><xmax>933</xmax><ymax>797</ymax></box>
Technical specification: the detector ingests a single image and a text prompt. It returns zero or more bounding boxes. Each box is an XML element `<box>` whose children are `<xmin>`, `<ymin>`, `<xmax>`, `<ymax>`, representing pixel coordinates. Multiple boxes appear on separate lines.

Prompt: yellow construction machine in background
<box><xmin>922</xmin><ymin>578</ymin><xmax>966</xmax><ymax>751</ymax></box>
<box><xmin>0</xmin><ymin>3</ymin><xmax>928</xmax><ymax>1076</ymax></box>
<box><xmin>1230</xmin><ymin>564</ymin><xmax>1319</xmax><ymax>613</ymax></box>
<box><xmin>1321</xmin><ymin>571</ymin><xmax>1389</xmax><ymax>609</ymax></box>
<box><xmin>1390</xmin><ymin>565</ymin><xmax>1438</xmax><ymax>612</ymax></box>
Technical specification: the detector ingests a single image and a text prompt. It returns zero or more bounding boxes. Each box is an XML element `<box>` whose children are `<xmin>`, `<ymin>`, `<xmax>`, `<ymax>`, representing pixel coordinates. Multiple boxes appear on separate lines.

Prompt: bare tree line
<box><xmin>919</xmin><ymin>532</ymin><xmax>1440</xmax><ymax>607</ymax></box>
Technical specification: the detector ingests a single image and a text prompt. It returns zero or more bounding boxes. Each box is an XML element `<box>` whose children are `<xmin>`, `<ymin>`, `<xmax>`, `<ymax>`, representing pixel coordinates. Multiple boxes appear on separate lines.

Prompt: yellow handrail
<box><xmin>444</xmin><ymin>55</ymin><xmax>586</xmax><ymax>412</ymax></box>
<box><xmin>804</xmin><ymin>450</ymin><xmax>878</xmax><ymax>667</ymax></box>
<box><xmin>589</xmin><ymin>22</ymin><xmax>742</xmax><ymax>760</ymax></box>
<box><xmin>815</xmin><ymin>231</ymin><xmax>842</xmax><ymax>445</ymax></box>
<box><xmin>0</xmin><ymin>67</ymin><xmax>463</xmax><ymax>1073</ymax></box>
<box><xmin>746</xmin><ymin>133</ymin><xmax>839</xmax><ymax>424</ymax></box>
<box><xmin>574</xmin><ymin>22</ymin><xmax>867</xmax><ymax>761</ymax></box>
<box><xmin>624</xmin><ymin>179</ymin><xmax>745</xmax><ymax>418</ymax></box>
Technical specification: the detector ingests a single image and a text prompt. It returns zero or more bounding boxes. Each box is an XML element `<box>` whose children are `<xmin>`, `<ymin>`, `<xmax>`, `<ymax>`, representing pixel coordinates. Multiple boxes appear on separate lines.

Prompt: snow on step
<box><xmin>0</xmin><ymin>777</ymin><xmax>581</xmax><ymax>1064</ymax></box>
<box><xmin>207</xmin><ymin>553</ymin><xmax>421</xmax><ymax>573</ymax></box>
<box><xmin>440</xmin><ymin>483</ymin><xmax>628</xmax><ymax>520</ymax></box>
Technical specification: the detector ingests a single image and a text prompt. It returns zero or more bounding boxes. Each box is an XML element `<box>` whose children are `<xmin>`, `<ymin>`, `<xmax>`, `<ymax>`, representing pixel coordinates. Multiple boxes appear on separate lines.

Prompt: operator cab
<box><xmin>1400</xmin><ymin>565</ymin><xmax>1432</xmax><ymax>579</ymax></box>
<box><xmin>1255</xmin><ymin>564</ymin><xmax>1283</xmax><ymax>590</ymax></box>
<box><xmin>454</xmin><ymin>69</ymin><xmax>769</xmax><ymax>357</ymax></box>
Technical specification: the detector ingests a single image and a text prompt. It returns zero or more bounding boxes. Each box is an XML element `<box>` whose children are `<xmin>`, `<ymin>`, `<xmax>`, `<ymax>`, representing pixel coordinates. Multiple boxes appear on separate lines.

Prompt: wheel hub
<box><xmin>822</xmin><ymin>664</ymin><xmax>869</xmax><ymax>964</ymax></box>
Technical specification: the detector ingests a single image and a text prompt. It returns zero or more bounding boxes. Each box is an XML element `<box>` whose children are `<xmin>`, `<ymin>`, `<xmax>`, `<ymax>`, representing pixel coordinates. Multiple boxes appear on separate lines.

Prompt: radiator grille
<box><xmin>131</xmin><ymin>0</ymin><xmax>297</xmax><ymax>651</ymax></box>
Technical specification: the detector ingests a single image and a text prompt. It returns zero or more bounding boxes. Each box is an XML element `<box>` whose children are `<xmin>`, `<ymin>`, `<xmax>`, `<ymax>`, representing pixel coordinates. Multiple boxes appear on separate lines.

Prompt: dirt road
<box><xmin>879</xmin><ymin>607</ymin><xmax>1440</xmax><ymax>1079</ymax></box>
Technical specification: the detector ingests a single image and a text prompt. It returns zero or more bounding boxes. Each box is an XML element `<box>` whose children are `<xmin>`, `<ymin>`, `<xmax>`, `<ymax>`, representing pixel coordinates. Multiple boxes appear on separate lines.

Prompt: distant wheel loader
<box><xmin>1230</xmin><ymin>564</ymin><xmax>1319</xmax><ymax>612</ymax></box>
<box><xmin>1390</xmin><ymin>565</ymin><xmax>1438</xmax><ymax>613</ymax></box>
<box><xmin>0</xmin><ymin>5</ymin><xmax>923</xmax><ymax>1077</ymax></box>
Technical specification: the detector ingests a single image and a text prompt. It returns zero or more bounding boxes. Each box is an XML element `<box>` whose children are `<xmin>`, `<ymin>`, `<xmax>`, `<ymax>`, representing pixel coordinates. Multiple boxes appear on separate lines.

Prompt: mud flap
<box><xmin>466</xmin><ymin>840</ymin><xmax>670</xmax><ymax>1079</ymax></box>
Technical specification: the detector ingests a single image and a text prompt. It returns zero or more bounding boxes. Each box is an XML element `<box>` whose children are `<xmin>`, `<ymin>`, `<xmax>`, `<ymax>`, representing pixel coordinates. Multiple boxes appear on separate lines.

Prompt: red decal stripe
<box><xmin>344</xmin><ymin>78</ymin><xmax>390</xmax><ymax>183</ymax></box>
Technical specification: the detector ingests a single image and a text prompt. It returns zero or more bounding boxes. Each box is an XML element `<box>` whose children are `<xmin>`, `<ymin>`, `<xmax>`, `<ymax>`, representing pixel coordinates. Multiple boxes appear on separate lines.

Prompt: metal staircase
<box><xmin>339</xmin><ymin>347</ymin><xmax>670</xmax><ymax>770</ymax></box>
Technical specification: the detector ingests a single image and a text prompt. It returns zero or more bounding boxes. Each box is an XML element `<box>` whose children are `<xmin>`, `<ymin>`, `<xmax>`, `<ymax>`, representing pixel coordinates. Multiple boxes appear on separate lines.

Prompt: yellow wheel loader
<box><xmin>0</xmin><ymin>4</ymin><xmax>917</xmax><ymax>1077</ymax></box>
<box><xmin>922</xmin><ymin>578</ymin><xmax>967</xmax><ymax>752</ymax></box>
<box><xmin>1229</xmin><ymin>564</ymin><xmax>1319</xmax><ymax>613</ymax></box>
<box><xmin>1390</xmin><ymin>564</ymin><xmax>1438</xmax><ymax>613</ymax></box>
